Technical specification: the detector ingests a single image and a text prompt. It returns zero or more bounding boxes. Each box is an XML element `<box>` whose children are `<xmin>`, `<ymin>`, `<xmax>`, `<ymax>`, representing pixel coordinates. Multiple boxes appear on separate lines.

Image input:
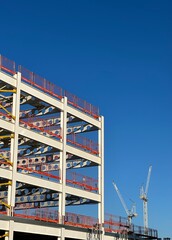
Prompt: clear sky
<box><xmin>0</xmin><ymin>0</ymin><xmax>172</xmax><ymax>238</ymax></box>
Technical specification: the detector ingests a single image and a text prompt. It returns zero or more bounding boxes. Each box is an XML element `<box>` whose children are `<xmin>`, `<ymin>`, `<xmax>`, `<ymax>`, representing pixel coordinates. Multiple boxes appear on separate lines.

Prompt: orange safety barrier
<box><xmin>64</xmin><ymin>212</ymin><xmax>98</xmax><ymax>229</ymax></box>
<box><xmin>19</xmin><ymin>118</ymin><xmax>62</xmax><ymax>139</ymax></box>
<box><xmin>0</xmin><ymin>55</ymin><xmax>100</xmax><ymax>119</ymax></box>
<box><xmin>0</xmin><ymin>160</ymin><xmax>11</xmax><ymax>169</ymax></box>
<box><xmin>104</xmin><ymin>213</ymin><xmax>129</xmax><ymax>234</ymax></box>
<box><xmin>21</xmin><ymin>116</ymin><xmax>60</xmax><ymax>129</ymax></box>
<box><xmin>67</xmin><ymin>133</ymin><xmax>99</xmax><ymax>155</ymax></box>
<box><xmin>14</xmin><ymin>208</ymin><xmax>59</xmax><ymax>223</ymax></box>
<box><xmin>19</xmin><ymin>65</ymin><xmax>63</xmax><ymax>100</ymax></box>
<box><xmin>14</xmin><ymin>209</ymin><xmax>99</xmax><ymax>229</ymax></box>
<box><xmin>0</xmin><ymin>211</ymin><xmax>7</xmax><ymax>215</ymax></box>
<box><xmin>0</xmin><ymin>111</ymin><xmax>62</xmax><ymax>139</ymax></box>
<box><xmin>65</xmin><ymin>90</ymin><xmax>99</xmax><ymax>119</ymax></box>
<box><xmin>66</xmin><ymin>171</ymin><xmax>98</xmax><ymax>192</ymax></box>
<box><xmin>0</xmin><ymin>109</ymin><xmax>13</xmax><ymax>122</ymax></box>
<box><xmin>35</xmin><ymin>209</ymin><xmax>59</xmax><ymax>223</ymax></box>
<box><xmin>13</xmin><ymin>207</ymin><xmax>159</xmax><ymax>238</ymax></box>
<box><xmin>17</xmin><ymin>165</ymin><xmax>60</xmax><ymax>182</ymax></box>
<box><xmin>0</xmin><ymin>55</ymin><xmax>16</xmax><ymax>75</ymax></box>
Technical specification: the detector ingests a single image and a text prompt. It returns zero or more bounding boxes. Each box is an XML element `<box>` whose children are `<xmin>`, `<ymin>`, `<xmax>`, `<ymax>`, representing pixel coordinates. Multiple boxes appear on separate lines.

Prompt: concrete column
<box><xmin>59</xmin><ymin>97</ymin><xmax>67</xmax><ymax>230</ymax></box>
<box><xmin>9</xmin><ymin>72</ymin><xmax>21</xmax><ymax>216</ymax></box>
<box><xmin>98</xmin><ymin>116</ymin><xmax>104</xmax><ymax>239</ymax></box>
<box><xmin>7</xmin><ymin>220</ymin><xmax>14</xmax><ymax>240</ymax></box>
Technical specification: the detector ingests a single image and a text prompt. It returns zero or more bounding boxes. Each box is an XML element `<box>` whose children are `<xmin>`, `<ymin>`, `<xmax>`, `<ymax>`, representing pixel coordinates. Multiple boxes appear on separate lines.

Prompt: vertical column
<box><xmin>9</xmin><ymin>72</ymin><xmax>21</xmax><ymax>216</ymax></box>
<box><xmin>98</xmin><ymin>116</ymin><xmax>104</xmax><ymax>238</ymax></box>
<box><xmin>5</xmin><ymin>220</ymin><xmax>14</xmax><ymax>240</ymax></box>
<box><xmin>59</xmin><ymin>97</ymin><xmax>67</xmax><ymax>230</ymax></box>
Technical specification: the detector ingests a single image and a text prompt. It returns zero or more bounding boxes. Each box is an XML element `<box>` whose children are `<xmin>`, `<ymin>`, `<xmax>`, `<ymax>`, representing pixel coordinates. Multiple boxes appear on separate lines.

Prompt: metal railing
<box><xmin>0</xmin><ymin>55</ymin><xmax>100</xmax><ymax>119</ymax></box>
<box><xmin>19</xmin><ymin>65</ymin><xmax>63</xmax><ymax>100</ymax></box>
<box><xmin>14</xmin><ymin>208</ymin><xmax>59</xmax><ymax>223</ymax></box>
<box><xmin>0</xmin><ymin>55</ymin><xmax>16</xmax><ymax>75</ymax></box>
<box><xmin>64</xmin><ymin>212</ymin><xmax>98</xmax><ymax>229</ymax></box>
<box><xmin>3</xmin><ymin>208</ymin><xmax>158</xmax><ymax>238</ymax></box>
<box><xmin>66</xmin><ymin>171</ymin><xmax>98</xmax><ymax>192</ymax></box>
<box><xmin>104</xmin><ymin>213</ymin><xmax>158</xmax><ymax>237</ymax></box>
<box><xmin>67</xmin><ymin>133</ymin><xmax>99</xmax><ymax>155</ymax></box>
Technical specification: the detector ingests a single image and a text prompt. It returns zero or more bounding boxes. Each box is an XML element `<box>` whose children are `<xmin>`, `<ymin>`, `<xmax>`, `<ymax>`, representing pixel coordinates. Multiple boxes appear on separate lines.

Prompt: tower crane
<box><xmin>112</xmin><ymin>181</ymin><xmax>137</xmax><ymax>226</ymax></box>
<box><xmin>140</xmin><ymin>165</ymin><xmax>152</xmax><ymax>231</ymax></box>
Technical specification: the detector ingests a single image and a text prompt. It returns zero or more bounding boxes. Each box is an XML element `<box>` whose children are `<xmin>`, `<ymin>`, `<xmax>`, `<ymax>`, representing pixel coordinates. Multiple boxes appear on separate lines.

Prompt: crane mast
<box><xmin>140</xmin><ymin>165</ymin><xmax>152</xmax><ymax>231</ymax></box>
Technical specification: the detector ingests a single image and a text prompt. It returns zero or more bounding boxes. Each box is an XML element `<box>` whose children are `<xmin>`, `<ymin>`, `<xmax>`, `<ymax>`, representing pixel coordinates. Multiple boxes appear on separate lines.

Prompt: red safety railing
<box><xmin>0</xmin><ymin>107</ymin><xmax>13</xmax><ymax>122</ymax></box>
<box><xmin>18</xmin><ymin>65</ymin><xmax>34</xmax><ymax>84</ymax></box>
<box><xmin>17</xmin><ymin>164</ymin><xmax>60</xmax><ymax>182</ymax></box>
<box><xmin>19</xmin><ymin>65</ymin><xmax>63</xmax><ymax>99</ymax></box>
<box><xmin>16</xmin><ymin>162</ymin><xmax>97</xmax><ymax>192</ymax></box>
<box><xmin>14</xmin><ymin>208</ymin><xmax>59</xmax><ymax>223</ymax></box>
<box><xmin>0</xmin><ymin>110</ymin><xmax>62</xmax><ymax>139</ymax></box>
<box><xmin>104</xmin><ymin>213</ymin><xmax>129</xmax><ymax>234</ymax></box>
<box><xmin>66</xmin><ymin>171</ymin><xmax>98</xmax><ymax>192</ymax></box>
<box><xmin>14</xmin><ymin>209</ymin><xmax>99</xmax><ymax>229</ymax></box>
<box><xmin>65</xmin><ymin>212</ymin><xmax>98</xmax><ymax>229</ymax></box>
<box><xmin>6</xmin><ymin>206</ymin><xmax>159</xmax><ymax>238</ymax></box>
<box><xmin>0</xmin><ymin>55</ymin><xmax>16</xmax><ymax>75</ymax></box>
<box><xmin>0</xmin><ymin>55</ymin><xmax>100</xmax><ymax>119</ymax></box>
<box><xmin>19</xmin><ymin>118</ymin><xmax>62</xmax><ymax>140</ymax></box>
<box><xmin>0</xmin><ymin>211</ymin><xmax>7</xmax><ymax>215</ymax></box>
<box><xmin>20</xmin><ymin>116</ymin><xmax>60</xmax><ymax>129</ymax></box>
<box><xmin>0</xmin><ymin>159</ymin><xmax>11</xmax><ymax>170</ymax></box>
<box><xmin>65</xmin><ymin>90</ymin><xmax>99</xmax><ymax>119</ymax></box>
<box><xmin>67</xmin><ymin>133</ymin><xmax>99</xmax><ymax>155</ymax></box>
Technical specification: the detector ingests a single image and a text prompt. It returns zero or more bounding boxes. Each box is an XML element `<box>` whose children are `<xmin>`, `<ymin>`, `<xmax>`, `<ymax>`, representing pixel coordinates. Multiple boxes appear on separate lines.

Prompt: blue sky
<box><xmin>0</xmin><ymin>0</ymin><xmax>172</xmax><ymax>238</ymax></box>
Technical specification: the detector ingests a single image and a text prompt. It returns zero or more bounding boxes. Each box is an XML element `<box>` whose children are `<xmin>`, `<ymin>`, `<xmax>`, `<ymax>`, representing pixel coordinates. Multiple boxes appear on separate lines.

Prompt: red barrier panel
<box><xmin>19</xmin><ymin>65</ymin><xmax>34</xmax><ymax>84</ymax></box>
<box><xmin>66</xmin><ymin>171</ymin><xmax>98</xmax><ymax>192</ymax></box>
<box><xmin>19</xmin><ymin>65</ymin><xmax>63</xmax><ymax>100</ymax></box>
<box><xmin>1</xmin><ymin>56</ymin><xmax>100</xmax><ymax>119</ymax></box>
<box><xmin>67</xmin><ymin>133</ymin><xmax>99</xmax><ymax>155</ymax></box>
<box><xmin>14</xmin><ymin>209</ymin><xmax>59</xmax><ymax>223</ymax></box>
<box><xmin>64</xmin><ymin>90</ymin><xmax>99</xmax><ymax>119</ymax></box>
<box><xmin>104</xmin><ymin>213</ymin><xmax>129</xmax><ymax>234</ymax></box>
<box><xmin>0</xmin><ymin>55</ymin><xmax>16</xmax><ymax>75</ymax></box>
<box><xmin>65</xmin><ymin>212</ymin><xmax>98</xmax><ymax>229</ymax></box>
<box><xmin>19</xmin><ymin>117</ymin><xmax>62</xmax><ymax>139</ymax></box>
<box><xmin>17</xmin><ymin>164</ymin><xmax>60</xmax><ymax>182</ymax></box>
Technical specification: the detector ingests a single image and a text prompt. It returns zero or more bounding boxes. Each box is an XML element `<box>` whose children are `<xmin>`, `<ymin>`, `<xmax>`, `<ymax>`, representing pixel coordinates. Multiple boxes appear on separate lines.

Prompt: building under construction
<box><xmin>0</xmin><ymin>55</ymin><xmax>158</xmax><ymax>240</ymax></box>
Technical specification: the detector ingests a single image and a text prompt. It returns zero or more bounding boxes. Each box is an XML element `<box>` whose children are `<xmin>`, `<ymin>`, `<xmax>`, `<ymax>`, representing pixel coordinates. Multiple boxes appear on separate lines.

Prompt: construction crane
<box><xmin>140</xmin><ymin>165</ymin><xmax>152</xmax><ymax>231</ymax></box>
<box><xmin>112</xmin><ymin>181</ymin><xmax>137</xmax><ymax>225</ymax></box>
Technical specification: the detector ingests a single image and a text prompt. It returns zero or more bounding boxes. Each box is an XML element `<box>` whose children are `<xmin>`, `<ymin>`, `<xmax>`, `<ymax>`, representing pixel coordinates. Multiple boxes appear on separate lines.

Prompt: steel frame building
<box><xmin>0</xmin><ymin>55</ymin><xmax>158</xmax><ymax>240</ymax></box>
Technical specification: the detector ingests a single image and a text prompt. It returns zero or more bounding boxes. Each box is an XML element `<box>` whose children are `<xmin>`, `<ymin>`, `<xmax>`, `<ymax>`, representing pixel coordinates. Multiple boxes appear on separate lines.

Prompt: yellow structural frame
<box><xmin>0</xmin><ymin>89</ymin><xmax>16</xmax><ymax>120</ymax></box>
<box><xmin>0</xmin><ymin>233</ymin><xmax>9</xmax><ymax>239</ymax></box>
<box><xmin>0</xmin><ymin>154</ymin><xmax>13</xmax><ymax>166</ymax></box>
<box><xmin>0</xmin><ymin>200</ymin><xmax>10</xmax><ymax>209</ymax></box>
<box><xmin>0</xmin><ymin>181</ymin><xmax>12</xmax><ymax>187</ymax></box>
<box><xmin>0</xmin><ymin>134</ymin><xmax>14</xmax><ymax>139</ymax></box>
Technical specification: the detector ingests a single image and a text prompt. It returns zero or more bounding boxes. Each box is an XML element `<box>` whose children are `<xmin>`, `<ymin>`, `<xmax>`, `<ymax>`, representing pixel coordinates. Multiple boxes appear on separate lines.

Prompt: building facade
<box><xmin>0</xmin><ymin>55</ymin><xmax>158</xmax><ymax>240</ymax></box>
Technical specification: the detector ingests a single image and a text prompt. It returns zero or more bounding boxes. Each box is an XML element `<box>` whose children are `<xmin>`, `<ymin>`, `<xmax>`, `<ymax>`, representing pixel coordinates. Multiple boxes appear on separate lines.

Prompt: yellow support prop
<box><xmin>0</xmin><ymin>89</ymin><xmax>16</xmax><ymax>93</ymax></box>
<box><xmin>0</xmin><ymin>233</ymin><xmax>9</xmax><ymax>238</ymax></box>
<box><xmin>0</xmin><ymin>103</ymin><xmax>15</xmax><ymax>120</ymax></box>
<box><xmin>0</xmin><ymin>181</ymin><xmax>12</xmax><ymax>187</ymax></box>
<box><xmin>0</xmin><ymin>154</ymin><xmax>13</xmax><ymax>166</ymax></box>
<box><xmin>0</xmin><ymin>200</ymin><xmax>10</xmax><ymax>209</ymax></box>
<box><xmin>0</xmin><ymin>134</ymin><xmax>14</xmax><ymax>139</ymax></box>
